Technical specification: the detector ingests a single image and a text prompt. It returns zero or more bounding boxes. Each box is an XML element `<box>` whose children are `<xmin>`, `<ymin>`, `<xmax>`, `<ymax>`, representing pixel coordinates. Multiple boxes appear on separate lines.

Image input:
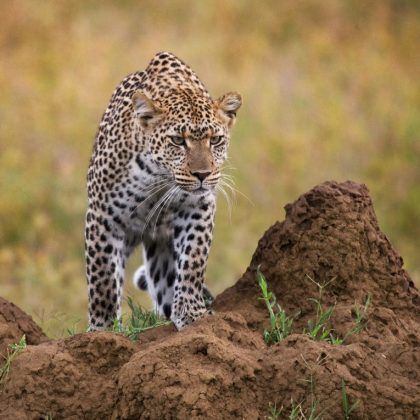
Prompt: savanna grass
<box><xmin>0</xmin><ymin>335</ymin><xmax>27</xmax><ymax>385</ymax></box>
<box><xmin>341</xmin><ymin>379</ymin><xmax>359</xmax><ymax>419</ymax></box>
<box><xmin>268</xmin><ymin>399</ymin><xmax>321</xmax><ymax>420</ymax></box>
<box><xmin>257</xmin><ymin>272</ymin><xmax>371</xmax><ymax>345</ymax></box>
<box><xmin>257</xmin><ymin>268</ymin><xmax>296</xmax><ymax>344</ymax></box>
<box><xmin>111</xmin><ymin>297</ymin><xmax>170</xmax><ymax>340</ymax></box>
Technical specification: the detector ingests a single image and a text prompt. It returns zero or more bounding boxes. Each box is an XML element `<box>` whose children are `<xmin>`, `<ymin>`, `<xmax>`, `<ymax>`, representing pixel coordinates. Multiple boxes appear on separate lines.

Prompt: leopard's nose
<box><xmin>191</xmin><ymin>171</ymin><xmax>211</xmax><ymax>182</ymax></box>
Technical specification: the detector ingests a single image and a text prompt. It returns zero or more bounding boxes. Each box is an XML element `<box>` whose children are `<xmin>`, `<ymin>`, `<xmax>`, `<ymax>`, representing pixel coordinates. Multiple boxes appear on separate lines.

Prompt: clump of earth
<box><xmin>0</xmin><ymin>181</ymin><xmax>418</xmax><ymax>419</ymax></box>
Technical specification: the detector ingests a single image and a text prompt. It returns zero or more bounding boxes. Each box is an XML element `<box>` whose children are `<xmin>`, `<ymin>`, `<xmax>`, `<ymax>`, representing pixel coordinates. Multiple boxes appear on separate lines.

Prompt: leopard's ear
<box><xmin>132</xmin><ymin>90</ymin><xmax>163</xmax><ymax>128</ymax></box>
<box><xmin>216</xmin><ymin>92</ymin><xmax>242</xmax><ymax>127</ymax></box>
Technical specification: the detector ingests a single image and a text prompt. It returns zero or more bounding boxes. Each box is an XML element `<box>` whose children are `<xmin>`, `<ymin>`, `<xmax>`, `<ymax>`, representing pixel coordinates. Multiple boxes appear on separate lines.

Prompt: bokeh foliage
<box><xmin>0</xmin><ymin>0</ymin><xmax>418</xmax><ymax>337</ymax></box>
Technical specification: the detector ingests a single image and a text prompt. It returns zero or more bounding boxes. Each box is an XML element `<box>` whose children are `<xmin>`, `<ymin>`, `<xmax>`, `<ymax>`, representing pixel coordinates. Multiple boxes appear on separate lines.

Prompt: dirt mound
<box><xmin>0</xmin><ymin>297</ymin><xmax>48</xmax><ymax>356</ymax></box>
<box><xmin>216</xmin><ymin>181</ymin><xmax>419</xmax><ymax>346</ymax></box>
<box><xmin>0</xmin><ymin>181</ymin><xmax>419</xmax><ymax>419</ymax></box>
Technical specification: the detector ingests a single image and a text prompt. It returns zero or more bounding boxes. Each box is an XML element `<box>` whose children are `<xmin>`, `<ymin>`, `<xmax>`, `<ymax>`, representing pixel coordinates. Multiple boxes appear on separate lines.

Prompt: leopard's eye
<box><xmin>169</xmin><ymin>136</ymin><xmax>186</xmax><ymax>146</ymax></box>
<box><xmin>210</xmin><ymin>135</ymin><xmax>224</xmax><ymax>146</ymax></box>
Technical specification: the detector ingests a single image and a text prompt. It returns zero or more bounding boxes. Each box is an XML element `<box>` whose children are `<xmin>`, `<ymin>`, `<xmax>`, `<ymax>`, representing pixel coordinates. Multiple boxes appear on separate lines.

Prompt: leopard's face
<box><xmin>133</xmin><ymin>89</ymin><xmax>241</xmax><ymax>195</ymax></box>
<box><xmin>160</xmin><ymin>120</ymin><xmax>227</xmax><ymax>194</ymax></box>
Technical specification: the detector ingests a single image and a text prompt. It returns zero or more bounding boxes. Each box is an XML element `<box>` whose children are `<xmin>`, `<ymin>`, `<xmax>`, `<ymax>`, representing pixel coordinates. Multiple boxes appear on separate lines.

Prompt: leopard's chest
<box><xmin>127</xmin><ymin>193</ymin><xmax>177</xmax><ymax>238</ymax></box>
<box><xmin>102</xmin><ymin>153</ymin><xmax>213</xmax><ymax>241</ymax></box>
<box><xmin>109</xmin><ymin>155</ymin><xmax>177</xmax><ymax>234</ymax></box>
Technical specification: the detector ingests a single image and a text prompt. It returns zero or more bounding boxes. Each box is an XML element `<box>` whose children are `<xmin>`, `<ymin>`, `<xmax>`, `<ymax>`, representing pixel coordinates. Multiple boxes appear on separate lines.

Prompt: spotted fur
<box><xmin>85</xmin><ymin>52</ymin><xmax>241</xmax><ymax>330</ymax></box>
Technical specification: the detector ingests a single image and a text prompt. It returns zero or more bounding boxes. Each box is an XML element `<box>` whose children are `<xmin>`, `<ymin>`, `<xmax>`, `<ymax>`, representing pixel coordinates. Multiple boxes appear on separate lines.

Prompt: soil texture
<box><xmin>0</xmin><ymin>181</ymin><xmax>419</xmax><ymax>419</ymax></box>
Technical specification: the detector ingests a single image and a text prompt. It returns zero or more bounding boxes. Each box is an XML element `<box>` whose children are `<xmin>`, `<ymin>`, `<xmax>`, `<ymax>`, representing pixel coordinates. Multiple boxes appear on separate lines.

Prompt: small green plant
<box><xmin>290</xmin><ymin>400</ymin><xmax>310</xmax><ymax>419</ymax></box>
<box><xmin>258</xmin><ymin>273</ymin><xmax>371</xmax><ymax>347</ymax></box>
<box><xmin>257</xmin><ymin>268</ymin><xmax>296</xmax><ymax>344</ymax></box>
<box><xmin>299</xmin><ymin>399</ymin><xmax>320</xmax><ymax>420</ymax></box>
<box><xmin>305</xmin><ymin>278</ymin><xmax>372</xmax><ymax>345</ymax></box>
<box><xmin>66</xmin><ymin>319</ymin><xmax>81</xmax><ymax>336</ymax></box>
<box><xmin>289</xmin><ymin>401</ymin><xmax>303</xmax><ymax>419</ymax></box>
<box><xmin>288</xmin><ymin>399</ymin><xmax>321</xmax><ymax>420</ymax></box>
<box><xmin>304</xmin><ymin>276</ymin><xmax>337</xmax><ymax>344</ymax></box>
<box><xmin>305</xmin><ymin>301</ymin><xmax>334</xmax><ymax>342</ymax></box>
<box><xmin>111</xmin><ymin>297</ymin><xmax>170</xmax><ymax>340</ymax></box>
<box><xmin>268</xmin><ymin>400</ymin><xmax>321</xmax><ymax>420</ymax></box>
<box><xmin>0</xmin><ymin>335</ymin><xmax>27</xmax><ymax>385</ymax></box>
<box><xmin>332</xmin><ymin>293</ymin><xmax>372</xmax><ymax>344</ymax></box>
<box><xmin>351</xmin><ymin>294</ymin><xmax>371</xmax><ymax>333</ymax></box>
<box><xmin>268</xmin><ymin>402</ymin><xmax>283</xmax><ymax>419</ymax></box>
<box><xmin>341</xmin><ymin>379</ymin><xmax>358</xmax><ymax>419</ymax></box>
<box><xmin>328</xmin><ymin>334</ymin><xmax>344</xmax><ymax>345</ymax></box>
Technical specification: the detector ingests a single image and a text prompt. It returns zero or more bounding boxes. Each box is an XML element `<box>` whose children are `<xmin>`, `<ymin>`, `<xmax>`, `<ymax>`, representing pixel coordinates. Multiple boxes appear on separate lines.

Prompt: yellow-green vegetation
<box><xmin>304</xmin><ymin>276</ymin><xmax>371</xmax><ymax>345</ymax></box>
<box><xmin>267</xmin><ymin>380</ymin><xmax>358</xmax><ymax>419</ymax></box>
<box><xmin>351</xmin><ymin>294</ymin><xmax>371</xmax><ymax>334</ymax></box>
<box><xmin>341</xmin><ymin>379</ymin><xmax>359</xmax><ymax>420</ymax></box>
<box><xmin>0</xmin><ymin>1</ymin><xmax>418</xmax><ymax>337</ymax></box>
<box><xmin>110</xmin><ymin>297</ymin><xmax>170</xmax><ymax>341</ymax></box>
<box><xmin>257</xmin><ymin>271</ymin><xmax>370</xmax><ymax>345</ymax></box>
<box><xmin>0</xmin><ymin>335</ymin><xmax>27</xmax><ymax>385</ymax></box>
<box><xmin>268</xmin><ymin>400</ymin><xmax>321</xmax><ymax>420</ymax></box>
<box><xmin>257</xmin><ymin>269</ymin><xmax>296</xmax><ymax>344</ymax></box>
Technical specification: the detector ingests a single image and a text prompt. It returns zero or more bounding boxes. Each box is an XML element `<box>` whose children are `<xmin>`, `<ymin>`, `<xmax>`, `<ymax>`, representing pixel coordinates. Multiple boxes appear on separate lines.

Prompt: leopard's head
<box><xmin>132</xmin><ymin>86</ymin><xmax>241</xmax><ymax>195</ymax></box>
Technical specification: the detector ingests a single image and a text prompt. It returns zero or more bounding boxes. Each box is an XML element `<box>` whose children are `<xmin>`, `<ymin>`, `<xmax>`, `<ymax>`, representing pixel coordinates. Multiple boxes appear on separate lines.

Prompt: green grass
<box><xmin>257</xmin><ymin>272</ymin><xmax>371</xmax><ymax>346</ymax></box>
<box><xmin>62</xmin><ymin>297</ymin><xmax>169</xmax><ymax>340</ymax></box>
<box><xmin>111</xmin><ymin>297</ymin><xmax>170</xmax><ymax>340</ymax></box>
<box><xmin>268</xmin><ymin>381</ymin><xmax>357</xmax><ymax>419</ymax></box>
<box><xmin>313</xmin><ymin>292</ymin><xmax>371</xmax><ymax>344</ymax></box>
<box><xmin>268</xmin><ymin>402</ymin><xmax>282</xmax><ymax>419</ymax></box>
<box><xmin>66</xmin><ymin>319</ymin><xmax>82</xmax><ymax>336</ymax></box>
<box><xmin>341</xmin><ymin>379</ymin><xmax>359</xmax><ymax>419</ymax></box>
<box><xmin>304</xmin><ymin>277</ymin><xmax>371</xmax><ymax>345</ymax></box>
<box><xmin>0</xmin><ymin>335</ymin><xmax>27</xmax><ymax>385</ymax></box>
<box><xmin>351</xmin><ymin>294</ymin><xmax>371</xmax><ymax>334</ymax></box>
<box><xmin>257</xmin><ymin>268</ymin><xmax>296</xmax><ymax>344</ymax></box>
<box><xmin>268</xmin><ymin>399</ymin><xmax>321</xmax><ymax>420</ymax></box>
<box><xmin>305</xmin><ymin>302</ymin><xmax>335</xmax><ymax>343</ymax></box>
<box><xmin>304</xmin><ymin>276</ymin><xmax>339</xmax><ymax>344</ymax></box>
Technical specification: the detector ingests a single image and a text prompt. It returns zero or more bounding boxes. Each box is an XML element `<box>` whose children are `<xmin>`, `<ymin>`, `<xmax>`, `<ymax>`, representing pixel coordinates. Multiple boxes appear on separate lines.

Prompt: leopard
<box><xmin>85</xmin><ymin>51</ymin><xmax>241</xmax><ymax>330</ymax></box>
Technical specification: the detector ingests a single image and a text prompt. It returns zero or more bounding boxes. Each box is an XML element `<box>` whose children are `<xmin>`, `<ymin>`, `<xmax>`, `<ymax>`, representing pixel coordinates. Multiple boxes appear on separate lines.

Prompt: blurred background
<box><xmin>0</xmin><ymin>0</ymin><xmax>419</xmax><ymax>337</ymax></box>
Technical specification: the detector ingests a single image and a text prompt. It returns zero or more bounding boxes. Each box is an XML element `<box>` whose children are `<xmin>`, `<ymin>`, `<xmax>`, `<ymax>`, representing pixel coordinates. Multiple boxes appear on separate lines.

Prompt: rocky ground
<box><xmin>0</xmin><ymin>181</ymin><xmax>419</xmax><ymax>419</ymax></box>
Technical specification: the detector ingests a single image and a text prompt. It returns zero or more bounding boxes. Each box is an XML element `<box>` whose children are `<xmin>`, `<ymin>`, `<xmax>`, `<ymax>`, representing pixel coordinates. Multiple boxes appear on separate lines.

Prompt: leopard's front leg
<box><xmin>85</xmin><ymin>209</ymin><xmax>126</xmax><ymax>330</ymax></box>
<box><xmin>171</xmin><ymin>198</ymin><xmax>215</xmax><ymax>330</ymax></box>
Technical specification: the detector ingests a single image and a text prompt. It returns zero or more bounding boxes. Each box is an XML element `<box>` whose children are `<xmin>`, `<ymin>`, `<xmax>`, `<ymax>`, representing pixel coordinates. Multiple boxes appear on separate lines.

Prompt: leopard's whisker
<box><xmin>143</xmin><ymin>179</ymin><xmax>172</xmax><ymax>192</ymax></box>
<box><xmin>220</xmin><ymin>174</ymin><xmax>236</xmax><ymax>185</ymax></box>
<box><xmin>152</xmin><ymin>186</ymin><xmax>180</xmax><ymax>236</ymax></box>
<box><xmin>141</xmin><ymin>185</ymin><xmax>177</xmax><ymax>238</ymax></box>
<box><xmin>128</xmin><ymin>181</ymin><xmax>173</xmax><ymax>218</ymax></box>
<box><xmin>218</xmin><ymin>179</ymin><xmax>237</xmax><ymax>206</ymax></box>
<box><xmin>157</xmin><ymin>186</ymin><xmax>180</xmax><ymax>234</ymax></box>
<box><xmin>143</xmin><ymin>186</ymin><xmax>175</xmax><ymax>228</ymax></box>
<box><xmin>219</xmin><ymin>177</ymin><xmax>254</xmax><ymax>206</ymax></box>
<box><xmin>216</xmin><ymin>184</ymin><xmax>232</xmax><ymax>223</ymax></box>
